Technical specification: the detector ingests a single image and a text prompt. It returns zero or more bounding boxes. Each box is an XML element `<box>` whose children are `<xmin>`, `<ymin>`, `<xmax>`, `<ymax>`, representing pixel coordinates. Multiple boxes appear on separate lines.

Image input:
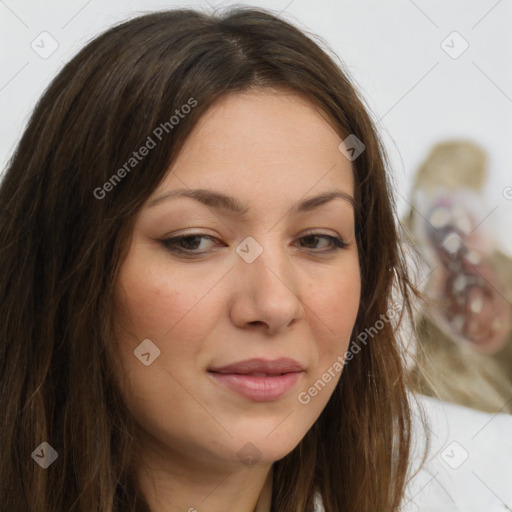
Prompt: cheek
<box><xmin>112</xmin><ymin>252</ymin><xmax>222</xmax><ymax>407</ymax></box>
<box><xmin>307</xmin><ymin>265</ymin><xmax>361</xmax><ymax>351</ymax></box>
<box><xmin>115</xmin><ymin>252</ymin><xmax>214</xmax><ymax>344</ymax></box>
<box><xmin>112</xmin><ymin>258</ymin><xmax>218</xmax><ymax>445</ymax></box>
<box><xmin>294</xmin><ymin>268</ymin><xmax>360</xmax><ymax>416</ymax></box>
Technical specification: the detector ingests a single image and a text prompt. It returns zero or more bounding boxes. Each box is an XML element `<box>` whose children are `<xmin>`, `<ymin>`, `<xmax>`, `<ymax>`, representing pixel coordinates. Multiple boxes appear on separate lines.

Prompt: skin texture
<box><xmin>113</xmin><ymin>90</ymin><xmax>361</xmax><ymax>512</ymax></box>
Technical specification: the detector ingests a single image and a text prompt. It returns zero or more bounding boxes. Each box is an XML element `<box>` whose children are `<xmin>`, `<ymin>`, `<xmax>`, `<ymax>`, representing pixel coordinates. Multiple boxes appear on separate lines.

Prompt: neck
<box><xmin>134</xmin><ymin>437</ymin><xmax>273</xmax><ymax>512</ymax></box>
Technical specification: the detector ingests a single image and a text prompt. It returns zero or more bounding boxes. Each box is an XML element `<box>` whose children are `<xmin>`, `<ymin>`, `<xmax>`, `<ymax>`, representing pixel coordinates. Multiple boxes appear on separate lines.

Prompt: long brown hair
<box><xmin>0</xmin><ymin>7</ymin><xmax>416</xmax><ymax>511</ymax></box>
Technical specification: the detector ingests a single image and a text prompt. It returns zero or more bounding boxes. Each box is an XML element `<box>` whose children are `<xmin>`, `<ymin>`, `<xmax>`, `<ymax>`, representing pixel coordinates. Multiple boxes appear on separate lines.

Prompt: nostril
<box><xmin>248</xmin><ymin>320</ymin><xmax>265</xmax><ymax>327</ymax></box>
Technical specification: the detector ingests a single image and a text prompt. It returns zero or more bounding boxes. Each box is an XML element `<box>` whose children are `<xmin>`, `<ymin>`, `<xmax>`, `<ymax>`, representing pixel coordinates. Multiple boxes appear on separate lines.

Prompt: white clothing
<box><xmin>403</xmin><ymin>394</ymin><xmax>512</xmax><ymax>512</ymax></box>
<box><xmin>312</xmin><ymin>394</ymin><xmax>512</xmax><ymax>511</ymax></box>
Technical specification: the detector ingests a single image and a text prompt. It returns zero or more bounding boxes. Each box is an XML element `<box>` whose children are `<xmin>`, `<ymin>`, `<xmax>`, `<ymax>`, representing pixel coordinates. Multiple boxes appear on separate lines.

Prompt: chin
<box><xmin>225</xmin><ymin>420</ymin><xmax>310</xmax><ymax>466</ymax></box>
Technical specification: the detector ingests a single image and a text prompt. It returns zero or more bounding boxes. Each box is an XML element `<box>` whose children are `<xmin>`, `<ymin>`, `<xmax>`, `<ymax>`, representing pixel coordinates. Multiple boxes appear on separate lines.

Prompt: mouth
<box><xmin>207</xmin><ymin>358</ymin><xmax>304</xmax><ymax>401</ymax></box>
<box><xmin>208</xmin><ymin>357</ymin><xmax>303</xmax><ymax>375</ymax></box>
<box><xmin>210</xmin><ymin>370</ymin><xmax>296</xmax><ymax>376</ymax></box>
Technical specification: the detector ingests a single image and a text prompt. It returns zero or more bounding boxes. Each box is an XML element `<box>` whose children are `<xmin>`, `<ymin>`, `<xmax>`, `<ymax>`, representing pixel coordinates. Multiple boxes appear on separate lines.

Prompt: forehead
<box><xmin>151</xmin><ymin>89</ymin><xmax>355</xmax><ymax>212</ymax></box>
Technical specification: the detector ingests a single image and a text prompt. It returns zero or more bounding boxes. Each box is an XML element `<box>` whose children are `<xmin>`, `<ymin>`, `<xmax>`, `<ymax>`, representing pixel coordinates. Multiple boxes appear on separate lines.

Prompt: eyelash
<box><xmin>160</xmin><ymin>232</ymin><xmax>348</xmax><ymax>257</ymax></box>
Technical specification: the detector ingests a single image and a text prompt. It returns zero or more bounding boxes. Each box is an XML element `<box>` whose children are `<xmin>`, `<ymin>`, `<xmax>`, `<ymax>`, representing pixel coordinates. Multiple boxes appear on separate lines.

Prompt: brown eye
<box><xmin>295</xmin><ymin>233</ymin><xmax>347</xmax><ymax>253</ymax></box>
<box><xmin>161</xmin><ymin>234</ymin><xmax>220</xmax><ymax>255</ymax></box>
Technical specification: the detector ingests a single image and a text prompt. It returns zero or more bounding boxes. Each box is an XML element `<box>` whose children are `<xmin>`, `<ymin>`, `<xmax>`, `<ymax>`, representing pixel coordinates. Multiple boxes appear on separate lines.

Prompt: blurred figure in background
<box><xmin>404</xmin><ymin>140</ymin><xmax>512</xmax><ymax>414</ymax></box>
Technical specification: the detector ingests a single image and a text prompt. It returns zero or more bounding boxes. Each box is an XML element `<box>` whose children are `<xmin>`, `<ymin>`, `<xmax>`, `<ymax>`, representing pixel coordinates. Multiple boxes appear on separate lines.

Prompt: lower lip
<box><xmin>208</xmin><ymin>371</ymin><xmax>302</xmax><ymax>401</ymax></box>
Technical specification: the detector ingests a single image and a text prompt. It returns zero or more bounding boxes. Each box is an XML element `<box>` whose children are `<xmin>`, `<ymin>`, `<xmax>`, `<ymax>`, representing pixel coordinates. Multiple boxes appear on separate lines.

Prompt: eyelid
<box><xmin>162</xmin><ymin>227</ymin><xmax>345</xmax><ymax>244</ymax></box>
<box><xmin>299</xmin><ymin>227</ymin><xmax>341</xmax><ymax>238</ymax></box>
<box><xmin>160</xmin><ymin>229</ymin><xmax>349</xmax><ymax>257</ymax></box>
<box><xmin>162</xmin><ymin>228</ymin><xmax>218</xmax><ymax>238</ymax></box>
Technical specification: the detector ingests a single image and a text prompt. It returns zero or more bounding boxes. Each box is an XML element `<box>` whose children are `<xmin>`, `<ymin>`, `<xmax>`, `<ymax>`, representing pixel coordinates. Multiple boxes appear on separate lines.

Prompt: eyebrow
<box><xmin>147</xmin><ymin>188</ymin><xmax>356</xmax><ymax>215</ymax></box>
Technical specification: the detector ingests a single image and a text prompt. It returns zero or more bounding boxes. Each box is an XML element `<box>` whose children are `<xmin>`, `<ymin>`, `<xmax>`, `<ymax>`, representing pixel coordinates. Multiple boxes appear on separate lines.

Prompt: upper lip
<box><xmin>208</xmin><ymin>357</ymin><xmax>304</xmax><ymax>375</ymax></box>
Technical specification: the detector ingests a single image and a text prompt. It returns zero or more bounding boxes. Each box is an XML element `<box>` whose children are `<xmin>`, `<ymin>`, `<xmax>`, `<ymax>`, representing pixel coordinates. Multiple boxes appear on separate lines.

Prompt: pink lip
<box><xmin>208</xmin><ymin>372</ymin><xmax>302</xmax><ymax>401</ymax></box>
<box><xmin>208</xmin><ymin>358</ymin><xmax>304</xmax><ymax>402</ymax></box>
<box><xmin>209</xmin><ymin>357</ymin><xmax>303</xmax><ymax>374</ymax></box>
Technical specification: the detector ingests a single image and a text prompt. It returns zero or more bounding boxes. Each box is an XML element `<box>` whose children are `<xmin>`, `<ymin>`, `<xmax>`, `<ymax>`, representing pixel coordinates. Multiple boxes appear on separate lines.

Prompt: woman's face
<box><xmin>114</xmin><ymin>89</ymin><xmax>361</xmax><ymax>470</ymax></box>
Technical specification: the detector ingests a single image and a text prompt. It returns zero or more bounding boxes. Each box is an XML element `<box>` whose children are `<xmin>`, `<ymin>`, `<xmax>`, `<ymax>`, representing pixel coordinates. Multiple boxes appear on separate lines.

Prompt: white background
<box><xmin>1</xmin><ymin>0</ymin><xmax>511</xmax><ymax>253</ymax></box>
<box><xmin>1</xmin><ymin>3</ymin><xmax>511</xmax><ymax>508</ymax></box>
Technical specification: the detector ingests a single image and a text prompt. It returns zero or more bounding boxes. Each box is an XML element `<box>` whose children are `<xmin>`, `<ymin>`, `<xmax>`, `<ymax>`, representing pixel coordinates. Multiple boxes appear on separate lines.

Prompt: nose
<box><xmin>229</xmin><ymin>238</ymin><xmax>304</xmax><ymax>335</ymax></box>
